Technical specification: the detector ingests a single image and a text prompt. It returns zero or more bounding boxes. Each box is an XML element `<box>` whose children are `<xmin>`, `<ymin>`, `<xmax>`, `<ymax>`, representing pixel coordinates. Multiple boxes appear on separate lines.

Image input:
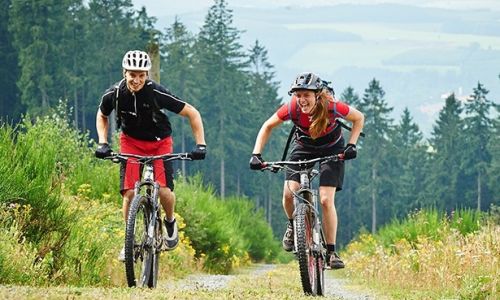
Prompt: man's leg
<box><xmin>159</xmin><ymin>187</ymin><xmax>178</xmax><ymax>250</ymax></box>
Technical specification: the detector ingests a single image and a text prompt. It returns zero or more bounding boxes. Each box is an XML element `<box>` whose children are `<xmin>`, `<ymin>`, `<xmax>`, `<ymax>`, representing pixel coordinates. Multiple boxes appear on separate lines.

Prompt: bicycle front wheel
<box><xmin>147</xmin><ymin>219</ymin><xmax>161</xmax><ymax>288</ymax></box>
<box><xmin>316</xmin><ymin>230</ymin><xmax>326</xmax><ymax>296</ymax></box>
<box><xmin>124</xmin><ymin>194</ymin><xmax>154</xmax><ymax>287</ymax></box>
<box><xmin>295</xmin><ymin>201</ymin><xmax>318</xmax><ymax>295</ymax></box>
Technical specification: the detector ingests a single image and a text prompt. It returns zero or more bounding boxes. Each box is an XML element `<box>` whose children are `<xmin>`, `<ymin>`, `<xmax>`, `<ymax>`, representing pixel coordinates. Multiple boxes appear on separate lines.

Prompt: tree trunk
<box><xmin>477</xmin><ymin>171</ymin><xmax>481</xmax><ymax>211</ymax></box>
<box><xmin>81</xmin><ymin>88</ymin><xmax>87</xmax><ymax>132</ymax></box>
<box><xmin>73</xmin><ymin>89</ymin><xmax>78</xmax><ymax>129</ymax></box>
<box><xmin>181</xmin><ymin>118</ymin><xmax>186</xmax><ymax>177</ymax></box>
<box><xmin>371</xmin><ymin>166</ymin><xmax>377</xmax><ymax>234</ymax></box>
<box><xmin>237</xmin><ymin>174</ymin><xmax>240</xmax><ymax>196</ymax></box>
<box><xmin>220</xmin><ymin>116</ymin><xmax>225</xmax><ymax>199</ymax></box>
<box><xmin>148</xmin><ymin>43</ymin><xmax>161</xmax><ymax>83</ymax></box>
<box><xmin>41</xmin><ymin>89</ymin><xmax>48</xmax><ymax>111</ymax></box>
<box><xmin>220</xmin><ymin>157</ymin><xmax>225</xmax><ymax>199</ymax></box>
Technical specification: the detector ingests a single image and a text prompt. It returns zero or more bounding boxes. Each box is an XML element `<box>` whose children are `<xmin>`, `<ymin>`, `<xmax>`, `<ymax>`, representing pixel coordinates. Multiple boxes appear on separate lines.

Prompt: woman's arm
<box><xmin>252</xmin><ymin>113</ymin><xmax>284</xmax><ymax>154</ymax></box>
<box><xmin>344</xmin><ymin>106</ymin><xmax>364</xmax><ymax>145</ymax></box>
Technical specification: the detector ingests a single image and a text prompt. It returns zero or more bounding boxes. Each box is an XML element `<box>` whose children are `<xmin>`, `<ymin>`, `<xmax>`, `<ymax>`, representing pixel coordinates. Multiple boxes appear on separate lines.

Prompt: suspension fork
<box><xmin>145</xmin><ymin>182</ymin><xmax>160</xmax><ymax>248</ymax></box>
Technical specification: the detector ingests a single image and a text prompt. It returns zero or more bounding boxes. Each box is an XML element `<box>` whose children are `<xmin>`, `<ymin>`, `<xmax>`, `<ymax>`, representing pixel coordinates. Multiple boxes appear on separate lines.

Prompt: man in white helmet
<box><xmin>95</xmin><ymin>50</ymin><xmax>207</xmax><ymax>261</ymax></box>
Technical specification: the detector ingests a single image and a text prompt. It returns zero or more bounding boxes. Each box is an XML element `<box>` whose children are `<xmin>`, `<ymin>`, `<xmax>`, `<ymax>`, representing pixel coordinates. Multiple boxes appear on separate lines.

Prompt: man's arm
<box><xmin>96</xmin><ymin>109</ymin><xmax>110</xmax><ymax>144</ymax></box>
<box><xmin>178</xmin><ymin>103</ymin><xmax>206</xmax><ymax>145</ymax></box>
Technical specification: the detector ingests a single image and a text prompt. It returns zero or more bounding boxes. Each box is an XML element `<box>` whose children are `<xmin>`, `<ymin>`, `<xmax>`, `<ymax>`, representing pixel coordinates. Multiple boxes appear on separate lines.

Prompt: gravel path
<box><xmin>324</xmin><ymin>274</ymin><xmax>377</xmax><ymax>300</ymax></box>
<box><xmin>166</xmin><ymin>264</ymin><xmax>378</xmax><ymax>299</ymax></box>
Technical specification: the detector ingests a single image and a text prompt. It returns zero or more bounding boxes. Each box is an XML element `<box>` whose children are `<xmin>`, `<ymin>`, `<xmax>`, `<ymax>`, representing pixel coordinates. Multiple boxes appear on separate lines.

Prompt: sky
<box><xmin>132</xmin><ymin>0</ymin><xmax>500</xmax><ymax>15</ymax></box>
<box><xmin>131</xmin><ymin>0</ymin><xmax>500</xmax><ymax>136</ymax></box>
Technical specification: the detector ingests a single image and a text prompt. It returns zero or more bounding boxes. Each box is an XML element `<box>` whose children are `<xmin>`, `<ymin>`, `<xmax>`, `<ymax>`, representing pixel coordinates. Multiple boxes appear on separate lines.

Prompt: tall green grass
<box><xmin>0</xmin><ymin>103</ymin><xmax>124</xmax><ymax>286</ymax></box>
<box><xmin>0</xmin><ymin>103</ymin><xmax>282</xmax><ymax>285</ymax></box>
<box><xmin>175</xmin><ymin>175</ymin><xmax>286</xmax><ymax>273</ymax></box>
<box><xmin>372</xmin><ymin>208</ymin><xmax>483</xmax><ymax>252</ymax></box>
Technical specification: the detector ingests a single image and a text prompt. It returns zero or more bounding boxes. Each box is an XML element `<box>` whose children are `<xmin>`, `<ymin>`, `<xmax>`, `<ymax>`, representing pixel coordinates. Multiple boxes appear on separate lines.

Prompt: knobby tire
<box><xmin>147</xmin><ymin>218</ymin><xmax>161</xmax><ymax>288</ymax></box>
<box><xmin>124</xmin><ymin>194</ymin><xmax>154</xmax><ymax>287</ymax></box>
<box><xmin>316</xmin><ymin>232</ymin><xmax>326</xmax><ymax>296</ymax></box>
<box><xmin>295</xmin><ymin>200</ymin><xmax>318</xmax><ymax>295</ymax></box>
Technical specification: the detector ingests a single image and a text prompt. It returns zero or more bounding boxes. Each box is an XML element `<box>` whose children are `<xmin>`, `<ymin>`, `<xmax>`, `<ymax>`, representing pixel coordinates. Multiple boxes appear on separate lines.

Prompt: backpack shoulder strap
<box><xmin>113</xmin><ymin>79</ymin><xmax>125</xmax><ymax>128</ymax></box>
<box><xmin>282</xmin><ymin>97</ymin><xmax>300</xmax><ymax>160</ymax></box>
<box><xmin>281</xmin><ymin>125</ymin><xmax>296</xmax><ymax>161</ymax></box>
<box><xmin>288</xmin><ymin>96</ymin><xmax>300</xmax><ymax>123</ymax></box>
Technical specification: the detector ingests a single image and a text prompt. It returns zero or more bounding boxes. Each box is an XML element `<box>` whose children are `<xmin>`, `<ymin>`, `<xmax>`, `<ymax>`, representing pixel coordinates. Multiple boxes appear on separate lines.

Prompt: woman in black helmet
<box><xmin>249</xmin><ymin>72</ymin><xmax>364</xmax><ymax>269</ymax></box>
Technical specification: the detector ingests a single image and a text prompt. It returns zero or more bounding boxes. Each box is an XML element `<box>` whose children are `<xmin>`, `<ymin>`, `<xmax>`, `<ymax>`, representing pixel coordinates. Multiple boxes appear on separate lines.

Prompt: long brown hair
<box><xmin>309</xmin><ymin>89</ymin><xmax>332</xmax><ymax>139</ymax></box>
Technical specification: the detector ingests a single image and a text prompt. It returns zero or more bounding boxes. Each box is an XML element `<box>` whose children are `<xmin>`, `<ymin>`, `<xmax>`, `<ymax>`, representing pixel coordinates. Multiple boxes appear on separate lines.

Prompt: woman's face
<box><xmin>124</xmin><ymin>70</ymin><xmax>148</xmax><ymax>93</ymax></box>
<box><xmin>294</xmin><ymin>90</ymin><xmax>317</xmax><ymax>114</ymax></box>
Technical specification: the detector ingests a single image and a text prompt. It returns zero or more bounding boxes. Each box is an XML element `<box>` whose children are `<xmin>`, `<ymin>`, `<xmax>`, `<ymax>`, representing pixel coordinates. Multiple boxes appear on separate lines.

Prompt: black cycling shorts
<box><xmin>285</xmin><ymin>142</ymin><xmax>345</xmax><ymax>191</ymax></box>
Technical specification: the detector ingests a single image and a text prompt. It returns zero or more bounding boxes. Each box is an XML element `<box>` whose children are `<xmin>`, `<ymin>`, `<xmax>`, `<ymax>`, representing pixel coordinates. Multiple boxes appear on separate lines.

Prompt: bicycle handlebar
<box><xmin>104</xmin><ymin>152</ymin><xmax>193</xmax><ymax>164</ymax></box>
<box><xmin>261</xmin><ymin>154</ymin><xmax>344</xmax><ymax>172</ymax></box>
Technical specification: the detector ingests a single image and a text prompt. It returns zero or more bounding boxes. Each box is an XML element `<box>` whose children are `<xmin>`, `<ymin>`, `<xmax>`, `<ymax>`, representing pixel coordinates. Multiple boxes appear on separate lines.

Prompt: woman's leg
<box><xmin>319</xmin><ymin>186</ymin><xmax>337</xmax><ymax>245</ymax></box>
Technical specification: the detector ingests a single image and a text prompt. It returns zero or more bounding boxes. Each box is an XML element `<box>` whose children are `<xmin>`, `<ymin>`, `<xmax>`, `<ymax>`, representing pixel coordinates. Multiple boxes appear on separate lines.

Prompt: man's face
<box><xmin>124</xmin><ymin>70</ymin><xmax>148</xmax><ymax>93</ymax></box>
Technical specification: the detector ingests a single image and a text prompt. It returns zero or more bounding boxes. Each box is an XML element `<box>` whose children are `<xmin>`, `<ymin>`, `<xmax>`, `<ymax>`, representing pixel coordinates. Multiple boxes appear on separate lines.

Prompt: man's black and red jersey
<box><xmin>99</xmin><ymin>79</ymin><xmax>186</xmax><ymax>141</ymax></box>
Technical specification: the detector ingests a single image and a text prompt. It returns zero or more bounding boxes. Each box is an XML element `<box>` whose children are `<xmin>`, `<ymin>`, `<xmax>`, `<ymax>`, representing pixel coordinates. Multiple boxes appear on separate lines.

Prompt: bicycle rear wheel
<box><xmin>295</xmin><ymin>200</ymin><xmax>318</xmax><ymax>295</ymax></box>
<box><xmin>124</xmin><ymin>194</ymin><xmax>154</xmax><ymax>287</ymax></box>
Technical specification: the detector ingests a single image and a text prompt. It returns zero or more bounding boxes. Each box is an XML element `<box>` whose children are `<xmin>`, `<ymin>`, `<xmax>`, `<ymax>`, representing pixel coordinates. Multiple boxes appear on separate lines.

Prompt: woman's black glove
<box><xmin>190</xmin><ymin>144</ymin><xmax>207</xmax><ymax>160</ymax></box>
<box><xmin>249</xmin><ymin>154</ymin><xmax>264</xmax><ymax>170</ymax></box>
<box><xmin>95</xmin><ymin>143</ymin><xmax>112</xmax><ymax>159</ymax></box>
<box><xmin>343</xmin><ymin>143</ymin><xmax>357</xmax><ymax>160</ymax></box>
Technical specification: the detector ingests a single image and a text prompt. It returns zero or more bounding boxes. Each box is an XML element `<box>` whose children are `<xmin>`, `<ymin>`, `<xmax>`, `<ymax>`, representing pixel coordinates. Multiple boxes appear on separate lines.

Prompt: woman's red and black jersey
<box><xmin>99</xmin><ymin>79</ymin><xmax>186</xmax><ymax>141</ymax></box>
<box><xmin>276</xmin><ymin>95</ymin><xmax>350</xmax><ymax>148</ymax></box>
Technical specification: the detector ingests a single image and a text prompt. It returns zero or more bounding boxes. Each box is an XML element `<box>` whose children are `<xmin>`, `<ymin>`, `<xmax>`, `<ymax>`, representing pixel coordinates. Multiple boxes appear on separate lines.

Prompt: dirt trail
<box><xmin>166</xmin><ymin>264</ymin><xmax>377</xmax><ymax>299</ymax></box>
<box><xmin>0</xmin><ymin>264</ymin><xmax>379</xmax><ymax>299</ymax></box>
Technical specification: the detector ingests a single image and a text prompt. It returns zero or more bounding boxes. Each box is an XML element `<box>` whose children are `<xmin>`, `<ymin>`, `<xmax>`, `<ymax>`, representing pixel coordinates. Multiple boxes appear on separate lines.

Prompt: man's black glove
<box><xmin>343</xmin><ymin>143</ymin><xmax>357</xmax><ymax>160</ymax></box>
<box><xmin>190</xmin><ymin>144</ymin><xmax>207</xmax><ymax>160</ymax></box>
<box><xmin>95</xmin><ymin>143</ymin><xmax>112</xmax><ymax>159</ymax></box>
<box><xmin>249</xmin><ymin>154</ymin><xmax>265</xmax><ymax>170</ymax></box>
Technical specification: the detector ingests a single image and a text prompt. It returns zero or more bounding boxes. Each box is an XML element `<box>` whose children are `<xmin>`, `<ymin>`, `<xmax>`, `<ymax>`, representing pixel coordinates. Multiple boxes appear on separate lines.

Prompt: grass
<box><xmin>343</xmin><ymin>208</ymin><xmax>500</xmax><ymax>299</ymax></box>
<box><xmin>0</xmin><ymin>104</ymin><xmax>282</xmax><ymax>286</ymax></box>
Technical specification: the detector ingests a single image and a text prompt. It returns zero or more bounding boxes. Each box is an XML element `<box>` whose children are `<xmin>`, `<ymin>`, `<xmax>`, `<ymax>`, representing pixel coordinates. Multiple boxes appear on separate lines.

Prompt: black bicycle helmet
<box><xmin>288</xmin><ymin>72</ymin><xmax>323</xmax><ymax>95</ymax></box>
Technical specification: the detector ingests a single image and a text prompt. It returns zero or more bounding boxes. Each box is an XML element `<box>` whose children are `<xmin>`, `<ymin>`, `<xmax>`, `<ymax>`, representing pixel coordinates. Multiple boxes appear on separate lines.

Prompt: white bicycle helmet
<box><xmin>122</xmin><ymin>50</ymin><xmax>151</xmax><ymax>71</ymax></box>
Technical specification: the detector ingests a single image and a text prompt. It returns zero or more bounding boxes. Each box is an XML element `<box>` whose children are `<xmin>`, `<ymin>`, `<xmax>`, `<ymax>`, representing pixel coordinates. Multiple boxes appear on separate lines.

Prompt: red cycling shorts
<box><xmin>119</xmin><ymin>133</ymin><xmax>174</xmax><ymax>193</ymax></box>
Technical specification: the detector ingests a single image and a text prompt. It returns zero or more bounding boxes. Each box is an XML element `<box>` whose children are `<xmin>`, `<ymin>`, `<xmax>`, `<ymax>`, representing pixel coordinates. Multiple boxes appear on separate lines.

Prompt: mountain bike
<box><xmin>106</xmin><ymin>152</ymin><xmax>192</xmax><ymax>288</ymax></box>
<box><xmin>261</xmin><ymin>154</ymin><xmax>343</xmax><ymax>296</ymax></box>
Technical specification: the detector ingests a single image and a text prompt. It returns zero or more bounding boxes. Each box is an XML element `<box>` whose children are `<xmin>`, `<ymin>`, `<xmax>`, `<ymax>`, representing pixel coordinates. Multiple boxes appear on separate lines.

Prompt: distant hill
<box><xmin>158</xmin><ymin>3</ymin><xmax>500</xmax><ymax>136</ymax></box>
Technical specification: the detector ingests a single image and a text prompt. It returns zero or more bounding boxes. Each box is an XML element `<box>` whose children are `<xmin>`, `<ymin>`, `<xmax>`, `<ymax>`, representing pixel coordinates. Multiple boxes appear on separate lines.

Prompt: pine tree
<box><xmin>83</xmin><ymin>0</ymin><xmax>156</xmax><ymax>134</ymax></box>
<box><xmin>0</xmin><ymin>0</ymin><xmax>22</xmax><ymax>119</ymax></box>
<box><xmin>427</xmin><ymin>93</ymin><xmax>465</xmax><ymax>211</ymax></box>
<box><xmin>192</xmin><ymin>0</ymin><xmax>248</xmax><ymax>198</ymax></box>
<box><xmin>486</xmin><ymin>103</ymin><xmax>500</xmax><ymax>206</ymax></box>
<box><xmin>161</xmin><ymin>17</ymin><xmax>197</xmax><ymax>177</ymax></box>
<box><xmin>391</xmin><ymin>108</ymin><xmax>427</xmax><ymax>216</ymax></box>
<box><xmin>358</xmin><ymin>78</ymin><xmax>394</xmax><ymax>233</ymax></box>
<box><xmin>9</xmin><ymin>0</ymin><xmax>82</xmax><ymax>113</ymax></box>
<box><xmin>337</xmin><ymin>86</ymin><xmax>364</xmax><ymax>243</ymax></box>
<box><xmin>463</xmin><ymin>82</ymin><xmax>496</xmax><ymax>210</ymax></box>
<box><xmin>246</xmin><ymin>40</ymin><xmax>284</xmax><ymax>225</ymax></box>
